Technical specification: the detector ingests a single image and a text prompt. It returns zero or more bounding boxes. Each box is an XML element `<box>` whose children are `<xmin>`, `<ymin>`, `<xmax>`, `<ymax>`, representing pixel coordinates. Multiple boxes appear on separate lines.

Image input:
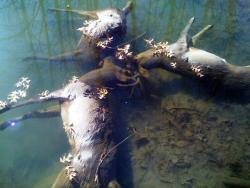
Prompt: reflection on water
<box><xmin>0</xmin><ymin>0</ymin><xmax>250</xmax><ymax>187</ymax></box>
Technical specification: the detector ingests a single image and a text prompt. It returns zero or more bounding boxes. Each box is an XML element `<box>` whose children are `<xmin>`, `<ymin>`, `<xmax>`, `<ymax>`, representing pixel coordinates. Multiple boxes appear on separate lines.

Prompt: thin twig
<box><xmin>95</xmin><ymin>132</ymin><xmax>136</xmax><ymax>185</ymax></box>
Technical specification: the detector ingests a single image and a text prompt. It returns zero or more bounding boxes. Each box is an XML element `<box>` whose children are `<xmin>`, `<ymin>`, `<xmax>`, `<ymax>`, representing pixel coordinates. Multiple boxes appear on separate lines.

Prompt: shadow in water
<box><xmin>110</xmin><ymin>89</ymin><xmax>134</xmax><ymax>188</ymax></box>
<box><xmin>142</xmin><ymin>70</ymin><xmax>250</xmax><ymax>105</ymax></box>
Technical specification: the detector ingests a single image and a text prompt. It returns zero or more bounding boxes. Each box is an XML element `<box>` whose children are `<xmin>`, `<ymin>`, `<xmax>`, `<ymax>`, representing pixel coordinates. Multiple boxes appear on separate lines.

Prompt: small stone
<box><xmin>202</xmin><ymin>137</ymin><xmax>208</xmax><ymax>143</ymax></box>
<box><xmin>159</xmin><ymin>177</ymin><xmax>173</xmax><ymax>184</ymax></box>
<box><xmin>139</xmin><ymin>160</ymin><xmax>148</xmax><ymax>169</ymax></box>
<box><xmin>226</xmin><ymin>136</ymin><xmax>233</xmax><ymax>142</ymax></box>
<box><xmin>195</xmin><ymin>144</ymin><xmax>204</xmax><ymax>153</ymax></box>
<box><xmin>171</xmin><ymin>155</ymin><xmax>178</xmax><ymax>164</ymax></box>
<box><xmin>135</xmin><ymin>137</ymin><xmax>149</xmax><ymax>148</ymax></box>
<box><xmin>175</xmin><ymin>140</ymin><xmax>188</xmax><ymax>148</ymax></box>
<box><xmin>207</xmin><ymin>115</ymin><xmax>218</xmax><ymax>122</ymax></box>
<box><xmin>180</xmin><ymin>112</ymin><xmax>191</xmax><ymax>123</ymax></box>
<box><xmin>159</xmin><ymin>173</ymin><xmax>175</xmax><ymax>183</ymax></box>
<box><xmin>175</xmin><ymin>161</ymin><xmax>191</xmax><ymax>168</ymax></box>
<box><xmin>175</xmin><ymin>149</ymin><xmax>183</xmax><ymax>155</ymax></box>
<box><xmin>246</xmin><ymin>138</ymin><xmax>250</xmax><ymax>145</ymax></box>
<box><xmin>184</xmin><ymin>130</ymin><xmax>193</xmax><ymax>138</ymax></box>
<box><xmin>108</xmin><ymin>180</ymin><xmax>121</xmax><ymax>188</ymax></box>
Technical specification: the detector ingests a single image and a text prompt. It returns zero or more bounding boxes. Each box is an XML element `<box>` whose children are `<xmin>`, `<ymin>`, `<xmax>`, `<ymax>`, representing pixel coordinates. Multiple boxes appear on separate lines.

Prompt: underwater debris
<box><xmin>170</xmin><ymin>62</ymin><xmax>177</xmax><ymax>69</ymax></box>
<box><xmin>17</xmin><ymin>90</ymin><xmax>26</xmax><ymax>98</ymax></box>
<box><xmin>60</xmin><ymin>153</ymin><xmax>77</xmax><ymax>181</ymax></box>
<box><xmin>190</xmin><ymin>65</ymin><xmax>204</xmax><ymax>77</ymax></box>
<box><xmin>77</xmin><ymin>20</ymin><xmax>94</xmax><ymax>34</ymax></box>
<box><xmin>135</xmin><ymin>137</ymin><xmax>149</xmax><ymax>148</ymax></box>
<box><xmin>65</xmin><ymin>165</ymin><xmax>77</xmax><ymax>181</ymax></box>
<box><xmin>115</xmin><ymin>44</ymin><xmax>132</xmax><ymax>60</ymax></box>
<box><xmin>97</xmin><ymin>88</ymin><xmax>108</xmax><ymax>99</ymax></box>
<box><xmin>107</xmin><ymin>180</ymin><xmax>121</xmax><ymax>188</ymax></box>
<box><xmin>69</xmin><ymin>76</ymin><xmax>79</xmax><ymax>84</ymax></box>
<box><xmin>175</xmin><ymin>140</ymin><xmax>189</xmax><ymax>148</ymax></box>
<box><xmin>223</xmin><ymin>176</ymin><xmax>250</xmax><ymax>187</ymax></box>
<box><xmin>4</xmin><ymin>77</ymin><xmax>31</xmax><ymax>104</ymax></box>
<box><xmin>15</xmin><ymin>77</ymin><xmax>31</xmax><ymax>89</ymax></box>
<box><xmin>63</xmin><ymin>123</ymin><xmax>75</xmax><ymax>137</ymax></box>
<box><xmin>245</xmin><ymin>138</ymin><xmax>250</xmax><ymax>145</ymax></box>
<box><xmin>174</xmin><ymin>159</ymin><xmax>191</xmax><ymax>169</ymax></box>
<box><xmin>7</xmin><ymin>91</ymin><xmax>21</xmax><ymax>103</ymax></box>
<box><xmin>144</xmin><ymin>38</ymin><xmax>154</xmax><ymax>46</ymax></box>
<box><xmin>96</xmin><ymin>36</ymin><xmax>113</xmax><ymax>49</ymax></box>
<box><xmin>83</xmin><ymin>20</ymin><xmax>93</xmax><ymax>27</ymax></box>
<box><xmin>134</xmin><ymin>132</ymin><xmax>150</xmax><ymax>148</ymax></box>
<box><xmin>60</xmin><ymin>153</ymin><xmax>73</xmax><ymax>164</ymax></box>
<box><xmin>167</xmin><ymin>49</ymin><xmax>175</xmax><ymax>59</ymax></box>
<box><xmin>38</xmin><ymin>90</ymin><xmax>49</xmax><ymax>98</ymax></box>
<box><xmin>144</xmin><ymin>38</ymin><xmax>169</xmax><ymax>57</ymax></box>
<box><xmin>0</xmin><ymin>100</ymin><xmax>7</xmax><ymax>110</ymax></box>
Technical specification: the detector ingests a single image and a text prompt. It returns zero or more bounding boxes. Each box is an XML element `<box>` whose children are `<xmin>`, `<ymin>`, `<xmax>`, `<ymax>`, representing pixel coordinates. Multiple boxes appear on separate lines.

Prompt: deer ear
<box><xmin>177</xmin><ymin>17</ymin><xmax>195</xmax><ymax>44</ymax></box>
<box><xmin>0</xmin><ymin>89</ymin><xmax>65</xmax><ymax>115</ymax></box>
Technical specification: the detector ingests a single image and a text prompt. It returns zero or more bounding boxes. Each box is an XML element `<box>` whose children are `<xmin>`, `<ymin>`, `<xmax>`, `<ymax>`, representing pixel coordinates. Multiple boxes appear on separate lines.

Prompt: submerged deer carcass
<box><xmin>135</xmin><ymin>17</ymin><xmax>250</xmax><ymax>90</ymax></box>
<box><xmin>0</xmin><ymin>57</ymin><xmax>139</xmax><ymax>187</ymax></box>
<box><xmin>25</xmin><ymin>1</ymin><xmax>133</xmax><ymax>64</ymax></box>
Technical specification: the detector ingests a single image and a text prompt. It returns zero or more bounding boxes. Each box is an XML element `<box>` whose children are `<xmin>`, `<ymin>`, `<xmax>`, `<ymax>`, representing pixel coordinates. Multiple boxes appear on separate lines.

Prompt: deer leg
<box><xmin>23</xmin><ymin>50</ymin><xmax>84</xmax><ymax>63</ymax></box>
<box><xmin>191</xmin><ymin>24</ymin><xmax>213</xmax><ymax>46</ymax></box>
<box><xmin>49</xmin><ymin>8</ymin><xmax>98</xmax><ymax>19</ymax></box>
<box><xmin>0</xmin><ymin>89</ymin><xmax>65</xmax><ymax>114</ymax></box>
<box><xmin>122</xmin><ymin>1</ymin><xmax>133</xmax><ymax>16</ymax></box>
<box><xmin>177</xmin><ymin>17</ymin><xmax>195</xmax><ymax>45</ymax></box>
<box><xmin>0</xmin><ymin>105</ymin><xmax>60</xmax><ymax>131</ymax></box>
<box><xmin>49</xmin><ymin>1</ymin><xmax>133</xmax><ymax>18</ymax></box>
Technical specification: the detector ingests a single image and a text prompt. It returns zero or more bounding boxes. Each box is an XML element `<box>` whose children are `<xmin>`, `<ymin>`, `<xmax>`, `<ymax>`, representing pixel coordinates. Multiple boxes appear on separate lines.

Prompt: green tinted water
<box><xmin>0</xmin><ymin>0</ymin><xmax>250</xmax><ymax>187</ymax></box>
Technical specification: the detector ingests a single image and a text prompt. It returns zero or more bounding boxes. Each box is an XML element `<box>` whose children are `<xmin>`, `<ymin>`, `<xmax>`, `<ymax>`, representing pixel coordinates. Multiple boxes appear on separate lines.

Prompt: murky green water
<box><xmin>0</xmin><ymin>0</ymin><xmax>250</xmax><ymax>187</ymax></box>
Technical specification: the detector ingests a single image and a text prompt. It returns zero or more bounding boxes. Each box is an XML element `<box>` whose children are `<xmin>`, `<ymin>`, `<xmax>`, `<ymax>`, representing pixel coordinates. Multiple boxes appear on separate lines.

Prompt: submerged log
<box><xmin>135</xmin><ymin>17</ymin><xmax>250</xmax><ymax>90</ymax></box>
<box><xmin>0</xmin><ymin>57</ymin><xmax>138</xmax><ymax>187</ymax></box>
